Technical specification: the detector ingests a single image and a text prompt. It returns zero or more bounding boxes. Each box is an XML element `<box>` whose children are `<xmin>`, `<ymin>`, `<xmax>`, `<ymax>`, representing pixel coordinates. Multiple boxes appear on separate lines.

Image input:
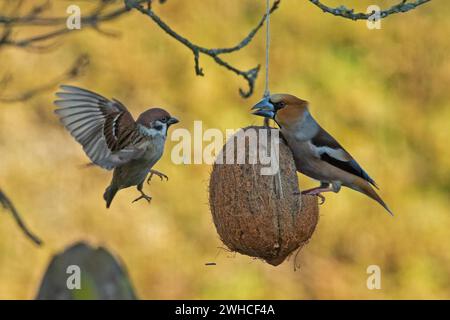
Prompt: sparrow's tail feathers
<box><xmin>103</xmin><ymin>185</ymin><xmax>118</xmax><ymax>209</ymax></box>
<box><xmin>352</xmin><ymin>179</ymin><xmax>393</xmax><ymax>216</ymax></box>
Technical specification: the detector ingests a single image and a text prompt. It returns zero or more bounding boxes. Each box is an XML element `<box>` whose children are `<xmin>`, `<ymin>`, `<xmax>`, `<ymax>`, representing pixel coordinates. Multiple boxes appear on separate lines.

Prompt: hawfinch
<box><xmin>252</xmin><ymin>93</ymin><xmax>392</xmax><ymax>215</ymax></box>
<box><xmin>54</xmin><ymin>85</ymin><xmax>179</xmax><ymax>208</ymax></box>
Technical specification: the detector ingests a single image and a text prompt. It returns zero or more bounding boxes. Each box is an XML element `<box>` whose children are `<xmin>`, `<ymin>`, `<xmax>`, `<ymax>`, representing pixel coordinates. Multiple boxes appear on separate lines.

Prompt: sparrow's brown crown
<box><xmin>137</xmin><ymin>108</ymin><xmax>172</xmax><ymax>126</ymax></box>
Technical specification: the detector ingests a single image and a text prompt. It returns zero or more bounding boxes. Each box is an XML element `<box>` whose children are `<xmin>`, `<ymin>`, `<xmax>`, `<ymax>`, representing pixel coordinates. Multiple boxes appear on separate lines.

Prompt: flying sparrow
<box><xmin>54</xmin><ymin>85</ymin><xmax>179</xmax><ymax>208</ymax></box>
<box><xmin>252</xmin><ymin>94</ymin><xmax>392</xmax><ymax>215</ymax></box>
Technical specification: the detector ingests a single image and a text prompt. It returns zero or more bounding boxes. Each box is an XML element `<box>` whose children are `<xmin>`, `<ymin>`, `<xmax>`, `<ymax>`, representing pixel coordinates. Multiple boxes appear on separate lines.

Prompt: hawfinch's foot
<box><xmin>132</xmin><ymin>192</ymin><xmax>152</xmax><ymax>204</ymax></box>
<box><xmin>314</xmin><ymin>193</ymin><xmax>326</xmax><ymax>205</ymax></box>
<box><xmin>301</xmin><ymin>187</ymin><xmax>334</xmax><ymax>205</ymax></box>
<box><xmin>293</xmin><ymin>190</ymin><xmax>326</xmax><ymax>205</ymax></box>
<box><xmin>147</xmin><ymin>169</ymin><xmax>169</xmax><ymax>184</ymax></box>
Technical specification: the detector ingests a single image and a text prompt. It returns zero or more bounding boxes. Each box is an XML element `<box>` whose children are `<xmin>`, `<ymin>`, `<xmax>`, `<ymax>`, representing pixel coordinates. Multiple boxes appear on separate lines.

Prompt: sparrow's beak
<box><xmin>167</xmin><ymin>117</ymin><xmax>179</xmax><ymax>125</ymax></box>
<box><xmin>251</xmin><ymin>96</ymin><xmax>275</xmax><ymax>119</ymax></box>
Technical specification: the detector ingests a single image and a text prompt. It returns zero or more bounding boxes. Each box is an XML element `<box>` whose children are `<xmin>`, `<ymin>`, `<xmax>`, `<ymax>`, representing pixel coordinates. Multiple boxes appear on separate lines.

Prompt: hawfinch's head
<box><xmin>252</xmin><ymin>94</ymin><xmax>309</xmax><ymax>128</ymax></box>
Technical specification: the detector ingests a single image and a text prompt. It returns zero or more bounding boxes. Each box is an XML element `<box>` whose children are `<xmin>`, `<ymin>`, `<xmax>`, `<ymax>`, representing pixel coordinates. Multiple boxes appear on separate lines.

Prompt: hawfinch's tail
<box><xmin>350</xmin><ymin>179</ymin><xmax>393</xmax><ymax>216</ymax></box>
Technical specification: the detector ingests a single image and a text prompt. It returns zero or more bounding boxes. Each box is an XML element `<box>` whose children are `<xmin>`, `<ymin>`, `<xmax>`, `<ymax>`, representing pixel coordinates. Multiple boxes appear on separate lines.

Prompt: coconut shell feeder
<box><xmin>209</xmin><ymin>126</ymin><xmax>319</xmax><ymax>266</ymax></box>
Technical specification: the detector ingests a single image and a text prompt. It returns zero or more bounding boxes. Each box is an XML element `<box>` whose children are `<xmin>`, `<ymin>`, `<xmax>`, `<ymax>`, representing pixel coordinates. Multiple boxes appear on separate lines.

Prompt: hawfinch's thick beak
<box><xmin>167</xmin><ymin>117</ymin><xmax>179</xmax><ymax>125</ymax></box>
<box><xmin>251</xmin><ymin>96</ymin><xmax>275</xmax><ymax>118</ymax></box>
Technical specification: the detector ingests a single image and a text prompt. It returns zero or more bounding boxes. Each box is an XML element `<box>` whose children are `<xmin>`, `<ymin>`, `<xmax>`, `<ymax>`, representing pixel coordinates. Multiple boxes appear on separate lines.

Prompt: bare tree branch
<box><xmin>0</xmin><ymin>188</ymin><xmax>43</xmax><ymax>246</ymax></box>
<box><xmin>0</xmin><ymin>54</ymin><xmax>89</xmax><ymax>103</ymax></box>
<box><xmin>0</xmin><ymin>0</ymin><xmax>281</xmax><ymax>97</ymax></box>
<box><xmin>308</xmin><ymin>0</ymin><xmax>431</xmax><ymax>21</ymax></box>
<box><xmin>0</xmin><ymin>1</ymin><xmax>135</xmax><ymax>50</ymax></box>
<box><xmin>127</xmin><ymin>0</ymin><xmax>280</xmax><ymax>97</ymax></box>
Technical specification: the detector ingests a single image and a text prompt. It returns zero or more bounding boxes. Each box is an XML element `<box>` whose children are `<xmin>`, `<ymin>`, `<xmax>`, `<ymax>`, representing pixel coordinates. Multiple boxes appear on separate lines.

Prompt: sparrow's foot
<box><xmin>132</xmin><ymin>192</ymin><xmax>152</xmax><ymax>204</ymax></box>
<box><xmin>147</xmin><ymin>169</ymin><xmax>169</xmax><ymax>184</ymax></box>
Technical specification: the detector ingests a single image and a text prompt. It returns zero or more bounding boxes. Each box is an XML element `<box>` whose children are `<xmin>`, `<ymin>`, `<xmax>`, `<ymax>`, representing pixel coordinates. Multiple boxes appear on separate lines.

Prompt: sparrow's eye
<box><xmin>161</xmin><ymin>117</ymin><xmax>169</xmax><ymax>123</ymax></box>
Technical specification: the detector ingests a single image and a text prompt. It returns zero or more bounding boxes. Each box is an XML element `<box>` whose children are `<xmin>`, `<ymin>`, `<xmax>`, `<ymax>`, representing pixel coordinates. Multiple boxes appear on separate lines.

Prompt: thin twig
<box><xmin>0</xmin><ymin>54</ymin><xmax>89</xmax><ymax>103</ymax></box>
<box><xmin>127</xmin><ymin>0</ymin><xmax>281</xmax><ymax>98</ymax></box>
<box><xmin>1</xmin><ymin>0</ymin><xmax>280</xmax><ymax>98</ymax></box>
<box><xmin>0</xmin><ymin>0</ymin><xmax>129</xmax><ymax>26</ymax></box>
<box><xmin>308</xmin><ymin>0</ymin><xmax>431</xmax><ymax>21</ymax></box>
<box><xmin>0</xmin><ymin>189</ymin><xmax>43</xmax><ymax>246</ymax></box>
<box><xmin>0</xmin><ymin>1</ymin><xmax>137</xmax><ymax>49</ymax></box>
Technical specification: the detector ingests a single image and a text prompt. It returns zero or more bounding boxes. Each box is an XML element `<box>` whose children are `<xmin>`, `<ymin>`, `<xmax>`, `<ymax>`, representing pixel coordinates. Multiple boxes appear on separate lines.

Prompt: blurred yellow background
<box><xmin>0</xmin><ymin>0</ymin><xmax>449</xmax><ymax>299</ymax></box>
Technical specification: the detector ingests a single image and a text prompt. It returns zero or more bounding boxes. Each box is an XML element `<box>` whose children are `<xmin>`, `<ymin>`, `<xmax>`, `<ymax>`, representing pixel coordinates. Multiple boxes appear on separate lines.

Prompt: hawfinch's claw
<box><xmin>316</xmin><ymin>194</ymin><xmax>326</xmax><ymax>205</ymax></box>
<box><xmin>293</xmin><ymin>190</ymin><xmax>326</xmax><ymax>205</ymax></box>
<box><xmin>301</xmin><ymin>191</ymin><xmax>326</xmax><ymax>205</ymax></box>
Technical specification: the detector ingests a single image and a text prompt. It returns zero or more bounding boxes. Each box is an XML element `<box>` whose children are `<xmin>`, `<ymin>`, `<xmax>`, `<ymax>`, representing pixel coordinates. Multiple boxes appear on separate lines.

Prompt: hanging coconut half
<box><xmin>209</xmin><ymin>125</ymin><xmax>319</xmax><ymax>266</ymax></box>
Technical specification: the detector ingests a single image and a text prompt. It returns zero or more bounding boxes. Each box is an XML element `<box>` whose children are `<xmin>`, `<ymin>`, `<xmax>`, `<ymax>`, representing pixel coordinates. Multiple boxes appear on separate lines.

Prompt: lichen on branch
<box><xmin>308</xmin><ymin>0</ymin><xmax>431</xmax><ymax>21</ymax></box>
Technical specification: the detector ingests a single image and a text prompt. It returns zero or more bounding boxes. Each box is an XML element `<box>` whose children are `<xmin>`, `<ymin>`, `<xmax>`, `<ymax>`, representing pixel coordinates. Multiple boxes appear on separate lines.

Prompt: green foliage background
<box><xmin>0</xmin><ymin>0</ymin><xmax>449</xmax><ymax>299</ymax></box>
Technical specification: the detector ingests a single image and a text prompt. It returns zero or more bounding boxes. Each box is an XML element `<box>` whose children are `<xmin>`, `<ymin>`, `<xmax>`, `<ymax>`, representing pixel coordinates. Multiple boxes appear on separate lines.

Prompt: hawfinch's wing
<box><xmin>54</xmin><ymin>85</ymin><xmax>145</xmax><ymax>170</ymax></box>
<box><xmin>311</xmin><ymin>127</ymin><xmax>378</xmax><ymax>188</ymax></box>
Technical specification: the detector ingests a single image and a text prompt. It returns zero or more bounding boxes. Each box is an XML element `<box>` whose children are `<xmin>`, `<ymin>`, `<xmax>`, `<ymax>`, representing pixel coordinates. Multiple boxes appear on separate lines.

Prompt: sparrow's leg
<box><xmin>132</xmin><ymin>182</ymin><xmax>152</xmax><ymax>204</ymax></box>
<box><xmin>147</xmin><ymin>169</ymin><xmax>169</xmax><ymax>184</ymax></box>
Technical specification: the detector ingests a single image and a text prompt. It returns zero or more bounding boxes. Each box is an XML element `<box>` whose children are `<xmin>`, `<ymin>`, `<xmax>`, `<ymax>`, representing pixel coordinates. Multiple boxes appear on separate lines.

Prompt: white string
<box><xmin>264</xmin><ymin>0</ymin><xmax>271</xmax><ymax>98</ymax></box>
<box><xmin>263</xmin><ymin>1</ymin><xmax>282</xmax><ymax>198</ymax></box>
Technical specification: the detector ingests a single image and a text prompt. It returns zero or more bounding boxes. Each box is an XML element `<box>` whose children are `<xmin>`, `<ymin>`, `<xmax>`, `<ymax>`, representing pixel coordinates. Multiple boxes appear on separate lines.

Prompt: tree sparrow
<box><xmin>252</xmin><ymin>93</ymin><xmax>392</xmax><ymax>215</ymax></box>
<box><xmin>54</xmin><ymin>85</ymin><xmax>179</xmax><ymax>208</ymax></box>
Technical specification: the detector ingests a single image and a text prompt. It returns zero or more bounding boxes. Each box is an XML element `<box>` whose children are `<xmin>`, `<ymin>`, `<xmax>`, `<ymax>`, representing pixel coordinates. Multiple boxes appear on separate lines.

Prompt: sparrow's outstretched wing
<box><xmin>54</xmin><ymin>85</ymin><xmax>145</xmax><ymax>170</ymax></box>
<box><xmin>311</xmin><ymin>126</ymin><xmax>378</xmax><ymax>188</ymax></box>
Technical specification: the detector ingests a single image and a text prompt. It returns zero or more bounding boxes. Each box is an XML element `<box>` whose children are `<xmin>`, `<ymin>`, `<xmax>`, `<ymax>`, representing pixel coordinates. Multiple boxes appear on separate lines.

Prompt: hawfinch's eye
<box><xmin>276</xmin><ymin>101</ymin><xmax>286</xmax><ymax>109</ymax></box>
